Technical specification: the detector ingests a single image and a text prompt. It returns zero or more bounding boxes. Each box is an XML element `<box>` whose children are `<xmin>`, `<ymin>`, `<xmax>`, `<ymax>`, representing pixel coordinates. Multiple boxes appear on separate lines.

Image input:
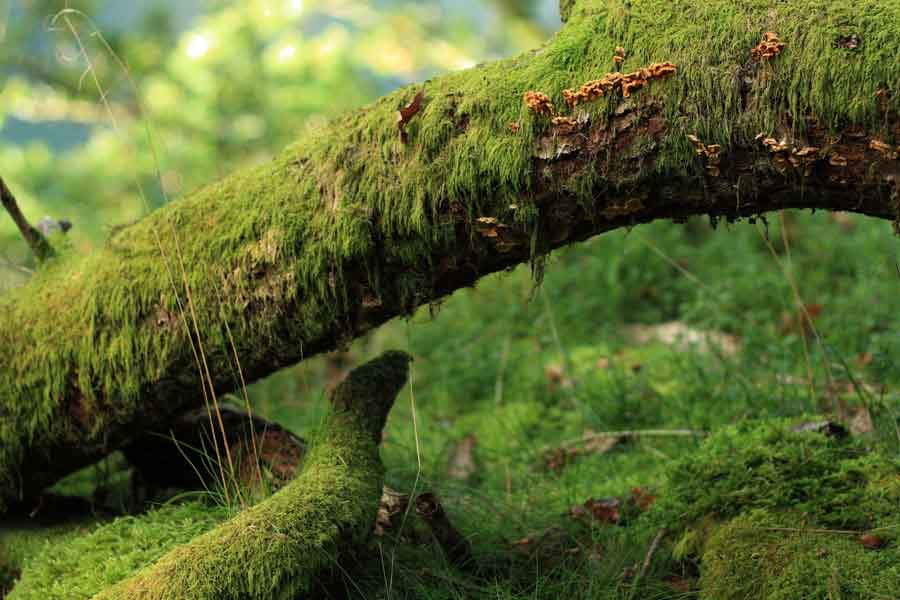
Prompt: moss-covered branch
<box><xmin>3</xmin><ymin>0</ymin><xmax>900</xmax><ymax>512</ymax></box>
<box><xmin>4</xmin><ymin>352</ymin><xmax>410</xmax><ymax>600</ymax></box>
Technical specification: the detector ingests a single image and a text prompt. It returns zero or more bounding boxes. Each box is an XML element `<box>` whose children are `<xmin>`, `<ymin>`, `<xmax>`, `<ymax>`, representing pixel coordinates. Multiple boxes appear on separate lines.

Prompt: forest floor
<box><xmin>3</xmin><ymin>210</ymin><xmax>900</xmax><ymax>599</ymax></box>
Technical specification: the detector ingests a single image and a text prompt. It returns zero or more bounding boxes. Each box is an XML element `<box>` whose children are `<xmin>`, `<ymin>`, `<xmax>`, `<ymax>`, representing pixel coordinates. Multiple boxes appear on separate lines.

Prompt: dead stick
<box><xmin>416</xmin><ymin>492</ymin><xmax>474</xmax><ymax>569</ymax></box>
<box><xmin>546</xmin><ymin>429</ymin><xmax>707</xmax><ymax>454</ymax></box>
<box><xmin>0</xmin><ymin>176</ymin><xmax>54</xmax><ymax>262</ymax></box>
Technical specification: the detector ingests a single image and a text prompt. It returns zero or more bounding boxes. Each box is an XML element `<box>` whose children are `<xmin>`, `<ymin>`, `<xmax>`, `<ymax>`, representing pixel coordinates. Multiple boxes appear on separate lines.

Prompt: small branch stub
<box><xmin>0</xmin><ymin>177</ymin><xmax>55</xmax><ymax>262</ymax></box>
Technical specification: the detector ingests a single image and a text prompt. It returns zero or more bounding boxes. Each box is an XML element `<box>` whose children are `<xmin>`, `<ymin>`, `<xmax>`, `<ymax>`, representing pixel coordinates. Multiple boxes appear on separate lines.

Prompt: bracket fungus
<box><xmin>751</xmin><ymin>32</ymin><xmax>786</xmax><ymax>61</ymax></box>
<box><xmin>686</xmin><ymin>134</ymin><xmax>723</xmax><ymax>177</ymax></box>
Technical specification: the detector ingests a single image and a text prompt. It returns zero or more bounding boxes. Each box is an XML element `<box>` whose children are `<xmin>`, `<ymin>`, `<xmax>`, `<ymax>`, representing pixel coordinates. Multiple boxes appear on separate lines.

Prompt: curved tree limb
<box><xmin>87</xmin><ymin>351</ymin><xmax>410</xmax><ymax>600</ymax></box>
<box><xmin>2</xmin><ymin>0</ymin><xmax>900</xmax><ymax>512</ymax></box>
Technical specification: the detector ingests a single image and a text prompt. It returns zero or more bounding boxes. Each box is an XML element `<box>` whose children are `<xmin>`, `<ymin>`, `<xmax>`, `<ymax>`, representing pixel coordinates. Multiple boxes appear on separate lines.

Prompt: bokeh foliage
<box><xmin>0</xmin><ymin>0</ymin><xmax>556</xmax><ymax>284</ymax></box>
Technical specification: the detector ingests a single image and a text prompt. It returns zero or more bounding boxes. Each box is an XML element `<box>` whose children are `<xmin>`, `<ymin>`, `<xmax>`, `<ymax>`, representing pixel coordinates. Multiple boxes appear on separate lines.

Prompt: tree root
<box><xmin>85</xmin><ymin>351</ymin><xmax>411</xmax><ymax>600</ymax></box>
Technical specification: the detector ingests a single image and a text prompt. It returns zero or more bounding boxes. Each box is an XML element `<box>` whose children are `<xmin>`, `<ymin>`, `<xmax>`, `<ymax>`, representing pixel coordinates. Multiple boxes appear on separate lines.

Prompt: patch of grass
<box><xmin>247</xmin><ymin>209</ymin><xmax>900</xmax><ymax>598</ymax></box>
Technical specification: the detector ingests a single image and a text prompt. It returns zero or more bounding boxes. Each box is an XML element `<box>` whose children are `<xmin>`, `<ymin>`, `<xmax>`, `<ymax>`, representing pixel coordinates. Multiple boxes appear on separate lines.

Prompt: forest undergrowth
<box><xmin>4</xmin><ymin>209</ymin><xmax>899</xmax><ymax>599</ymax></box>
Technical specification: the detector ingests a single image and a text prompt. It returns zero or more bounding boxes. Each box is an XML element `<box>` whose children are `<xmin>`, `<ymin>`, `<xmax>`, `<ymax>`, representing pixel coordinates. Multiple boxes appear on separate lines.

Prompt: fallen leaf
<box><xmin>664</xmin><ymin>576</ymin><xmax>693</xmax><ymax>592</ymax></box>
<box><xmin>543</xmin><ymin>431</ymin><xmax>621</xmax><ymax>473</ymax></box>
<box><xmin>572</xmin><ymin>497</ymin><xmax>621</xmax><ymax>525</ymax></box>
<box><xmin>545</xmin><ymin>363</ymin><xmax>575</xmax><ymax>390</ymax></box>
<box><xmin>848</xmin><ymin>406</ymin><xmax>874</xmax><ymax>435</ymax></box>
<box><xmin>447</xmin><ymin>434</ymin><xmax>478</xmax><ymax>480</ymax></box>
<box><xmin>630</xmin><ymin>487</ymin><xmax>657</xmax><ymax>512</ymax></box>
<box><xmin>397</xmin><ymin>90</ymin><xmax>425</xmax><ymax>143</ymax></box>
<box><xmin>582</xmin><ymin>432</ymin><xmax>621</xmax><ymax>455</ymax></box>
<box><xmin>544</xmin><ymin>447</ymin><xmax>570</xmax><ymax>473</ymax></box>
<box><xmin>780</xmin><ymin>304</ymin><xmax>823</xmax><ymax>337</ymax></box>
<box><xmin>512</xmin><ymin>527</ymin><xmax>582</xmax><ymax>567</ymax></box>
<box><xmin>860</xmin><ymin>534</ymin><xmax>885</xmax><ymax>549</ymax></box>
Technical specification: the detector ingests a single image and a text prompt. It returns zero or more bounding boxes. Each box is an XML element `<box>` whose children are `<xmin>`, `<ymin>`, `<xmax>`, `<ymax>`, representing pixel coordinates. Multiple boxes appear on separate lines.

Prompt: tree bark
<box><xmin>2</xmin><ymin>0</ymin><xmax>899</xmax><ymax>512</ymax></box>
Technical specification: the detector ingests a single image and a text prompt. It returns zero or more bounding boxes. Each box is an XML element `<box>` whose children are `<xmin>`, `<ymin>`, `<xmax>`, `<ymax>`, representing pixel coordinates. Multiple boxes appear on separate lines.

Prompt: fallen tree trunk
<box><xmin>2</xmin><ymin>0</ymin><xmax>900</xmax><ymax>511</ymax></box>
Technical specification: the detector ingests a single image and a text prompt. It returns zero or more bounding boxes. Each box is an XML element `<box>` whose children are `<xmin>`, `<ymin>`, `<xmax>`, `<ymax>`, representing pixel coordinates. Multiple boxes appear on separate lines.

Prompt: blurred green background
<box><xmin>0</xmin><ymin>0</ymin><xmax>558</xmax><ymax>283</ymax></box>
<box><xmin>3</xmin><ymin>2</ymin><xmax>900</xmax><ymax>598</ymax></box>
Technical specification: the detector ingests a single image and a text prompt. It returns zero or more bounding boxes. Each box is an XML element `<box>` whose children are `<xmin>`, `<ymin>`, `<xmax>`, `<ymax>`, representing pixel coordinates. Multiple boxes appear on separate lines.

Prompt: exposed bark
<box><xmin>2</xmin><ymin>0</ymin><xmax>900</xmax><ymax>512</ymax></box>
<box><xmin>124</xmin><ymin>404</ymin><xmax>307</xmax><ymax>503</ymax></box>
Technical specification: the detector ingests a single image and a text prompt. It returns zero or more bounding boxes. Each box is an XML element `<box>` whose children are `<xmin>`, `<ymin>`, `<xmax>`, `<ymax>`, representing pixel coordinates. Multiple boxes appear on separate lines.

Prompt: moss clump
<box><xmin>701</xmin><ymin>510</ymin><xmax>900</xmax><ymax>600</ymax></box>
<box><xmin>650</xmin><ymin>419</ymin><xmax>900</xmax><ymax>533</ymax></box>
<box><xmin>642</xmin><ymin>418</ymin><xmax>900</xmax><ymax>598</ymax></box>
<box><xmin>5</xmin><ymin>502</ymin><xmax>231</xmax><ymax>600</ymax></box>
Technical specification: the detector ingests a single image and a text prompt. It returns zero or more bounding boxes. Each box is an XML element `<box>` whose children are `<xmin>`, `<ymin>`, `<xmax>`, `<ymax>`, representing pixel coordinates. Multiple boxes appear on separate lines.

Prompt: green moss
<box><xmin>1</xmin><ymin>522</ymin><xmax>90</xmax><ymax>595</ymax></box>
<box><xmin>5</xmin><ymin>503</ymin><xmax>229</xmax><ymax>600</ymax></box>
<box><xmin>640</xmin><ymin>419</ymin><xmax>900</xmax><ymax>598</ymax></box>
<box><xmin>701</xmin><ymin>510</ymin><xmax>900</xmax><ymax>600</ymax></box>
<box><xmin>8</xmin><ymin>352</ymin><xmax>409</xmax><ymax>599</ymax></box>
<box><xmin>648</xmin><ymin>419</ymin><xmax>900</xmax><ymax>532</ymax></box>
<box><xmin>4</xmin><ymin>0</ymin><xmax>900</xmax><ymax>512</ymax></box>
<box><xmin>88</xmin><ymin>354</ymin><xmax>406</xmax><ymax>600</ymax></box>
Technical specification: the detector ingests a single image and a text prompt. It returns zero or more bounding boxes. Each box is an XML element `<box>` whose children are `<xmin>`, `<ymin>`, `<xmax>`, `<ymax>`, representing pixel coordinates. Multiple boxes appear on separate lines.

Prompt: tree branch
<box><xmin>0</xmin><ymin>177</ymin><xmax>54</xmax><ymax>263</ymax></box>
<box><xmin>2</xmin><ymin>0</ymin><xmax>900</xmax><ymax>512</ymax></box>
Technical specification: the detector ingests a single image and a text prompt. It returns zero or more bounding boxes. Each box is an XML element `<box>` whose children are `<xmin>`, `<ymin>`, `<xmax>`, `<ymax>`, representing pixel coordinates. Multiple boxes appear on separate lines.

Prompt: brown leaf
<box><xmin>860</xmin><ymin>534</ymin><xmax>885</xmax><ymax>549</ymax></box>
<box><xmin>581</xmin><ymin>431</ymin><xmax>621</xmax><ymax>454</ymax></box>
<box><xmin>512</xmin><ymin>527</ymin><xmax>581</xmax><ymax>566</ymax></box>
<box><xmin>544</xmin><ymin>431</ymin><xmax>621</xmax><ymax>473</ymax></box>
<box><xmin>572</xmin><ymin>497</ymin><xmax>621</xmax><ymax>525</ymax></box>
<box><xmin>544</xmin><ymin>363</ymin><xmax>575</xmax><ymax>390</ymax></box>
<box><xmin>848</xmin><ymin>406</ymin><xmax>874</xmax><ymax>435</ymax></box>
<box><xmin>780</xmin><ymin>304</ymin><xmax>823</xmax><ymax>337</ymax></box>
<box><xmin>856</xmin><ymin>352</ymin><xmax>874</xmax><ymax>367</ymax></box>
<box><xmin>544</xmin><ymin>448</ymin><xmax>570</xmax><ymax>473</ymax></box>
<box><xmin>664</xmin><ymin>576</ymin><xmax>694</xmax><ymax>592</ymax></box>
<box><xmin>397</xmin><ymin>90</ymin><xmax>425</xmax><ymax>143</ymax></box>
<box><xmin>630</xmin><ymin>487</ymin><xmax>657</xmax><ymax>512</ymax></box>
<box><xmin>447</xmin><ymin>434</ymin><xmax>478</xmax><ymax>480</ymax></box>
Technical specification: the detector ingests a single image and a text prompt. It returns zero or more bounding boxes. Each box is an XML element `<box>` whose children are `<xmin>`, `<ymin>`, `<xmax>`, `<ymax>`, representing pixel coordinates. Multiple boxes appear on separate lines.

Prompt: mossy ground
<box><xmin>4</xmin><ymin>209</ymin><xmax>900</xmax><ymax>598</ymax></box>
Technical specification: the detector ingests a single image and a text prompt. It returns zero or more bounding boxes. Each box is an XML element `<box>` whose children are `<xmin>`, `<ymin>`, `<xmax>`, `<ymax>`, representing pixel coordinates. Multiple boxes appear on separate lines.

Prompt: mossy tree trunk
<box><xmin>2</xmin><ymin>0</ymin><xmax>900</xmax><ymax>512</ymax></box>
